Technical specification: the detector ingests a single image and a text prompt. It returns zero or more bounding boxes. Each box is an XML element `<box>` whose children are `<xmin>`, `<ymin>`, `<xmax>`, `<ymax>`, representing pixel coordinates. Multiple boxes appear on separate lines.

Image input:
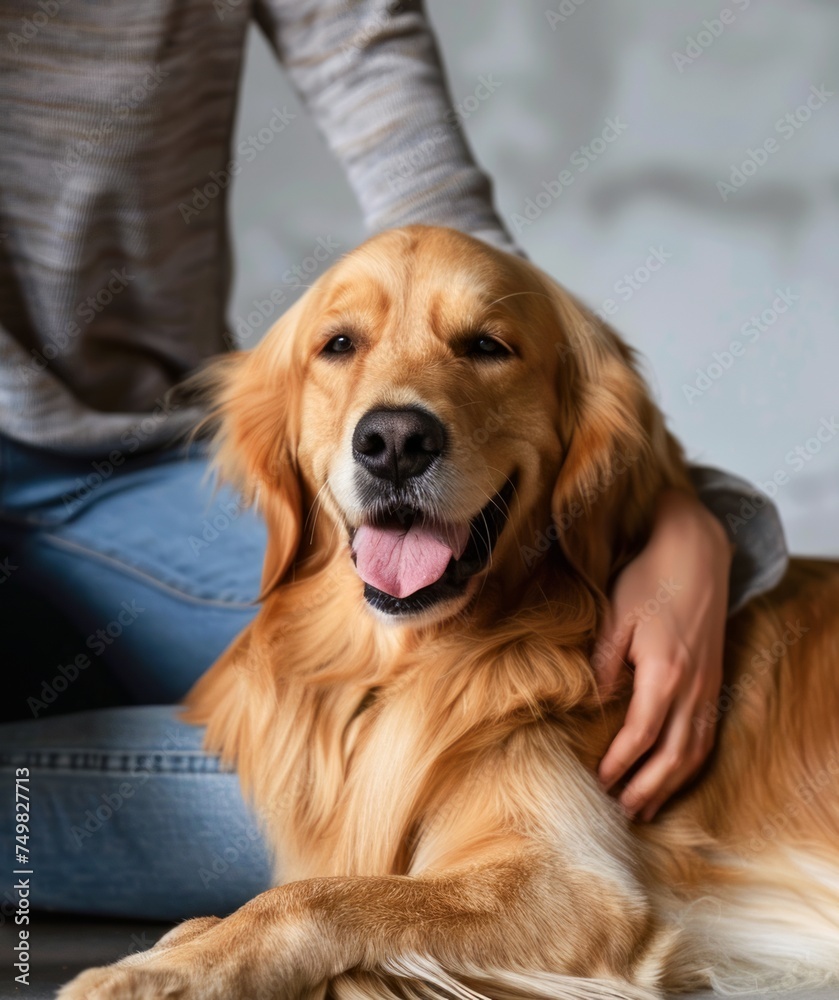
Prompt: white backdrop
<box><xmin>227</xmin><ymin>0</ymin><xmax>839</xmax><ymax>556</ymax></box>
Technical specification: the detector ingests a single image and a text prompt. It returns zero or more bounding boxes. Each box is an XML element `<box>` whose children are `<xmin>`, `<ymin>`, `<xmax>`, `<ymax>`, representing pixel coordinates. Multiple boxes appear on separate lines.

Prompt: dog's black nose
<box><xmin>352</xmin><ymin>407</ymin><xmax>445</xmax><ymax>483</ymax></box>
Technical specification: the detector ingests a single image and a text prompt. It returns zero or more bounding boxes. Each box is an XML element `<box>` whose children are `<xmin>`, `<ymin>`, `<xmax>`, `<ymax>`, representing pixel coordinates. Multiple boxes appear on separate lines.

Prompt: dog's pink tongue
<box><xmin>352</xmin><ymin>522</ymin><xmax>469</xmax><ymax>598</ymax></box>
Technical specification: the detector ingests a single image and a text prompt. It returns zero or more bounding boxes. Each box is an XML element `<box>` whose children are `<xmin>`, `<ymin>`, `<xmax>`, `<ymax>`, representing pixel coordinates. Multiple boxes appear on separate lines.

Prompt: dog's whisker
<box><xmin>484</xmin><ymin>289</ymin><xmax>554</xmax><ymax>310</ymax></box>
<box><xmin>493</xmin><ymin>475</ymin><xmax>524</xmax><ymax>551</ymax></box>
<box><xmin>304</xmin><ymin>481</ymin><xmax>331</xmax><ymax>542</ymax></box>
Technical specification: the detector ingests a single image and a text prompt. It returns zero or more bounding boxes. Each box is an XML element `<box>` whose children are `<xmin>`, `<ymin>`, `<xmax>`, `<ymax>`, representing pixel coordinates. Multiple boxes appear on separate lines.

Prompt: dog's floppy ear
<box><xmin>549</xmin><ymin>288</ymin><xmax>690</xmax><ymax>596</ymax></box>
<box><xmin>201</xmin><ymin>301</ymin><xmax>306</xmax><ymax>599</ymax></box>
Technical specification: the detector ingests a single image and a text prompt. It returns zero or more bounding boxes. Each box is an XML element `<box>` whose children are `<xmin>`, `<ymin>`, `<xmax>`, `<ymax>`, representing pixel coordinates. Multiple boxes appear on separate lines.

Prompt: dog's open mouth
<box><xmin>349</xmin><ymin>478</ymin><xmax>515</xmax><ymax>616</ymax></box>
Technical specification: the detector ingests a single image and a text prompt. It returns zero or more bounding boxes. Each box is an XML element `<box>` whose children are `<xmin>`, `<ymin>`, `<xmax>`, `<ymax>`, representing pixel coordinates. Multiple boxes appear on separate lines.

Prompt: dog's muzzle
<box><xmin>347</xmin><ymin>406</ymin><xmax>514</xmax><ymax>616</ymax></box>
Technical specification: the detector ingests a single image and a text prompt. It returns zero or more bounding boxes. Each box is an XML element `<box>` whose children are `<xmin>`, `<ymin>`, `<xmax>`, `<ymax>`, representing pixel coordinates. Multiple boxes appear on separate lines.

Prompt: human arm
<box><xmin>255</xmin><ymin>0</ymin><xmax>519</xmax><ymax>254</ymax></box>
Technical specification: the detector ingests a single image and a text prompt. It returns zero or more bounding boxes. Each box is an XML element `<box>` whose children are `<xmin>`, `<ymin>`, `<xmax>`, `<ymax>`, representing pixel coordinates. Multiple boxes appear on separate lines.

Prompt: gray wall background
<box><xmin>227</xmin><ymin>0</ymin><xmax>839</xmax><ymax>556</ymax></box>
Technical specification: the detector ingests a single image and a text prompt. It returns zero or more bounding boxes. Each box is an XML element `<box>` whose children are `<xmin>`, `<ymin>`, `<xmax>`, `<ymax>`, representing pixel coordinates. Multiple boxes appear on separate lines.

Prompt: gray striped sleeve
<box><xmin>256</xmin><ymin>0</ymin><xmax>521</xmax><ymax>255</ymax></box>
<box><xmin>688</xmin><ymin>465</ymin><xmax>789</xmax><ymax>615</ymax></box>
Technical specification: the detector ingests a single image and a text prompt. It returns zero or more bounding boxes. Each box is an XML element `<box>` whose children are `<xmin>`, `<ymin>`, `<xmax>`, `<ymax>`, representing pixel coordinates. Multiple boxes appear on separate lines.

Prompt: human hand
<box><xmin>594</xmin><ymin>489</ymin><xmax>732</xmax><ymax>822</ymax></box>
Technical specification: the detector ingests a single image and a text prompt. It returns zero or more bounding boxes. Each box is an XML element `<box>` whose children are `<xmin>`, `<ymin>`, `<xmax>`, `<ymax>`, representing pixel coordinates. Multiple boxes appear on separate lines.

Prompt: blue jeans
<box><xmin>0</xmin><ymin>436</ymin><xmax>274</xmax><ymax>920</ymax></box>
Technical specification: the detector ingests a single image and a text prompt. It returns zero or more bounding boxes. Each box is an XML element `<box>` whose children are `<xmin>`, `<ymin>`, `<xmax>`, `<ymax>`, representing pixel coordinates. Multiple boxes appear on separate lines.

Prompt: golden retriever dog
<box><xmin>60</xmin><ymin>226</ymin><xmax>839</xmax><ymax>1000</ymax></box>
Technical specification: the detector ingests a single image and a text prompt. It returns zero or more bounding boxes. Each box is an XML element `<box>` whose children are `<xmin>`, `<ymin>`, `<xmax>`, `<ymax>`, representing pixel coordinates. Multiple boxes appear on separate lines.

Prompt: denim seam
<box><xmin>38</xmin><ymin>532</ymin><xmax>259</xmax><ymax>610</ymax></box>
<box><xmin>0</xmin><ymin>750</ymin><xmax>234</xmax><ymax>773</ymax></box>
<box><xmin>0</xmin><ymin>752</ymin><xmax>235</xmax><ymax>778</ymax></box>
<box><xmin>0</xmin><ymin>767</ymin><xmax>237</xmax><ymax>777</ymax></box>
<box><xmin>0</xmin><ymin>508</ymin><xmax>69</xmax><ymax>530</ymax></box>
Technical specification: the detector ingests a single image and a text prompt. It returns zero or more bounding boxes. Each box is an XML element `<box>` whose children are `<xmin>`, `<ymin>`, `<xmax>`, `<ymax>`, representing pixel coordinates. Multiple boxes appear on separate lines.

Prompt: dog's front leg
<box><xmin>57</xmin><ymin>848</ymin><xmax>650</xmax><ymax>1000</ymax></box>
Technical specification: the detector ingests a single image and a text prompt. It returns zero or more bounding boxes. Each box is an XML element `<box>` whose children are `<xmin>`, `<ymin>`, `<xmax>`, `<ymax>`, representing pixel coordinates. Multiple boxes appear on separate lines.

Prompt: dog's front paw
<box><xmin>56</xmin><ymin>963</ymin><xmax>191</xmax><ymax>999</ymax></box>
<box><xmin>56</xmin><ymin>916</ymin><xmax>227</xmax><ymax>998</ymax></box>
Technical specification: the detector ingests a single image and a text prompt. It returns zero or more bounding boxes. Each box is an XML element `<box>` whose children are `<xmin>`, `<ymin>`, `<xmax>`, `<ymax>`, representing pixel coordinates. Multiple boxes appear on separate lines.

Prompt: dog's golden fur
<box><xmin>60</xmin><ymin>226</ymin><xmax>839</xmax><ymax>1000</ymax></box>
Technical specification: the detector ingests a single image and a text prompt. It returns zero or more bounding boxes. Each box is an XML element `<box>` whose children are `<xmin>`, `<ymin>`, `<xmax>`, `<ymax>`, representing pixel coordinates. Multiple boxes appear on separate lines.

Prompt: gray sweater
<box><xmin>0</xmin><ymin>0</ymin><xmax>787</xmax><ymax>609</ymax></box>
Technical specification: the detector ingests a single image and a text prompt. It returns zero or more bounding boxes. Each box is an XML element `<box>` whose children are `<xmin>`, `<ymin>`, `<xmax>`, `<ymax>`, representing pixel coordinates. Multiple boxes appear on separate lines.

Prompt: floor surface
<box><xmin>0</xmin><ymin>916</ymin><xmax>171</xmax><ymax>999</ymax></box>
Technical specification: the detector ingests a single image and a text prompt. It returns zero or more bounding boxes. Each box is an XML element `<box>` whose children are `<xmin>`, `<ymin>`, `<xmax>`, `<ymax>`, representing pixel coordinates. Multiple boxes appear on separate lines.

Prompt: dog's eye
<box><xmin>466</xmin><ymin>335</ymin><xmax>512</xmax><ymax>360</ymax></box>
<box><xmin>322</xmin><ymin>334</ymin><xmax>355</xmax><ymax>356</ymax></box>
